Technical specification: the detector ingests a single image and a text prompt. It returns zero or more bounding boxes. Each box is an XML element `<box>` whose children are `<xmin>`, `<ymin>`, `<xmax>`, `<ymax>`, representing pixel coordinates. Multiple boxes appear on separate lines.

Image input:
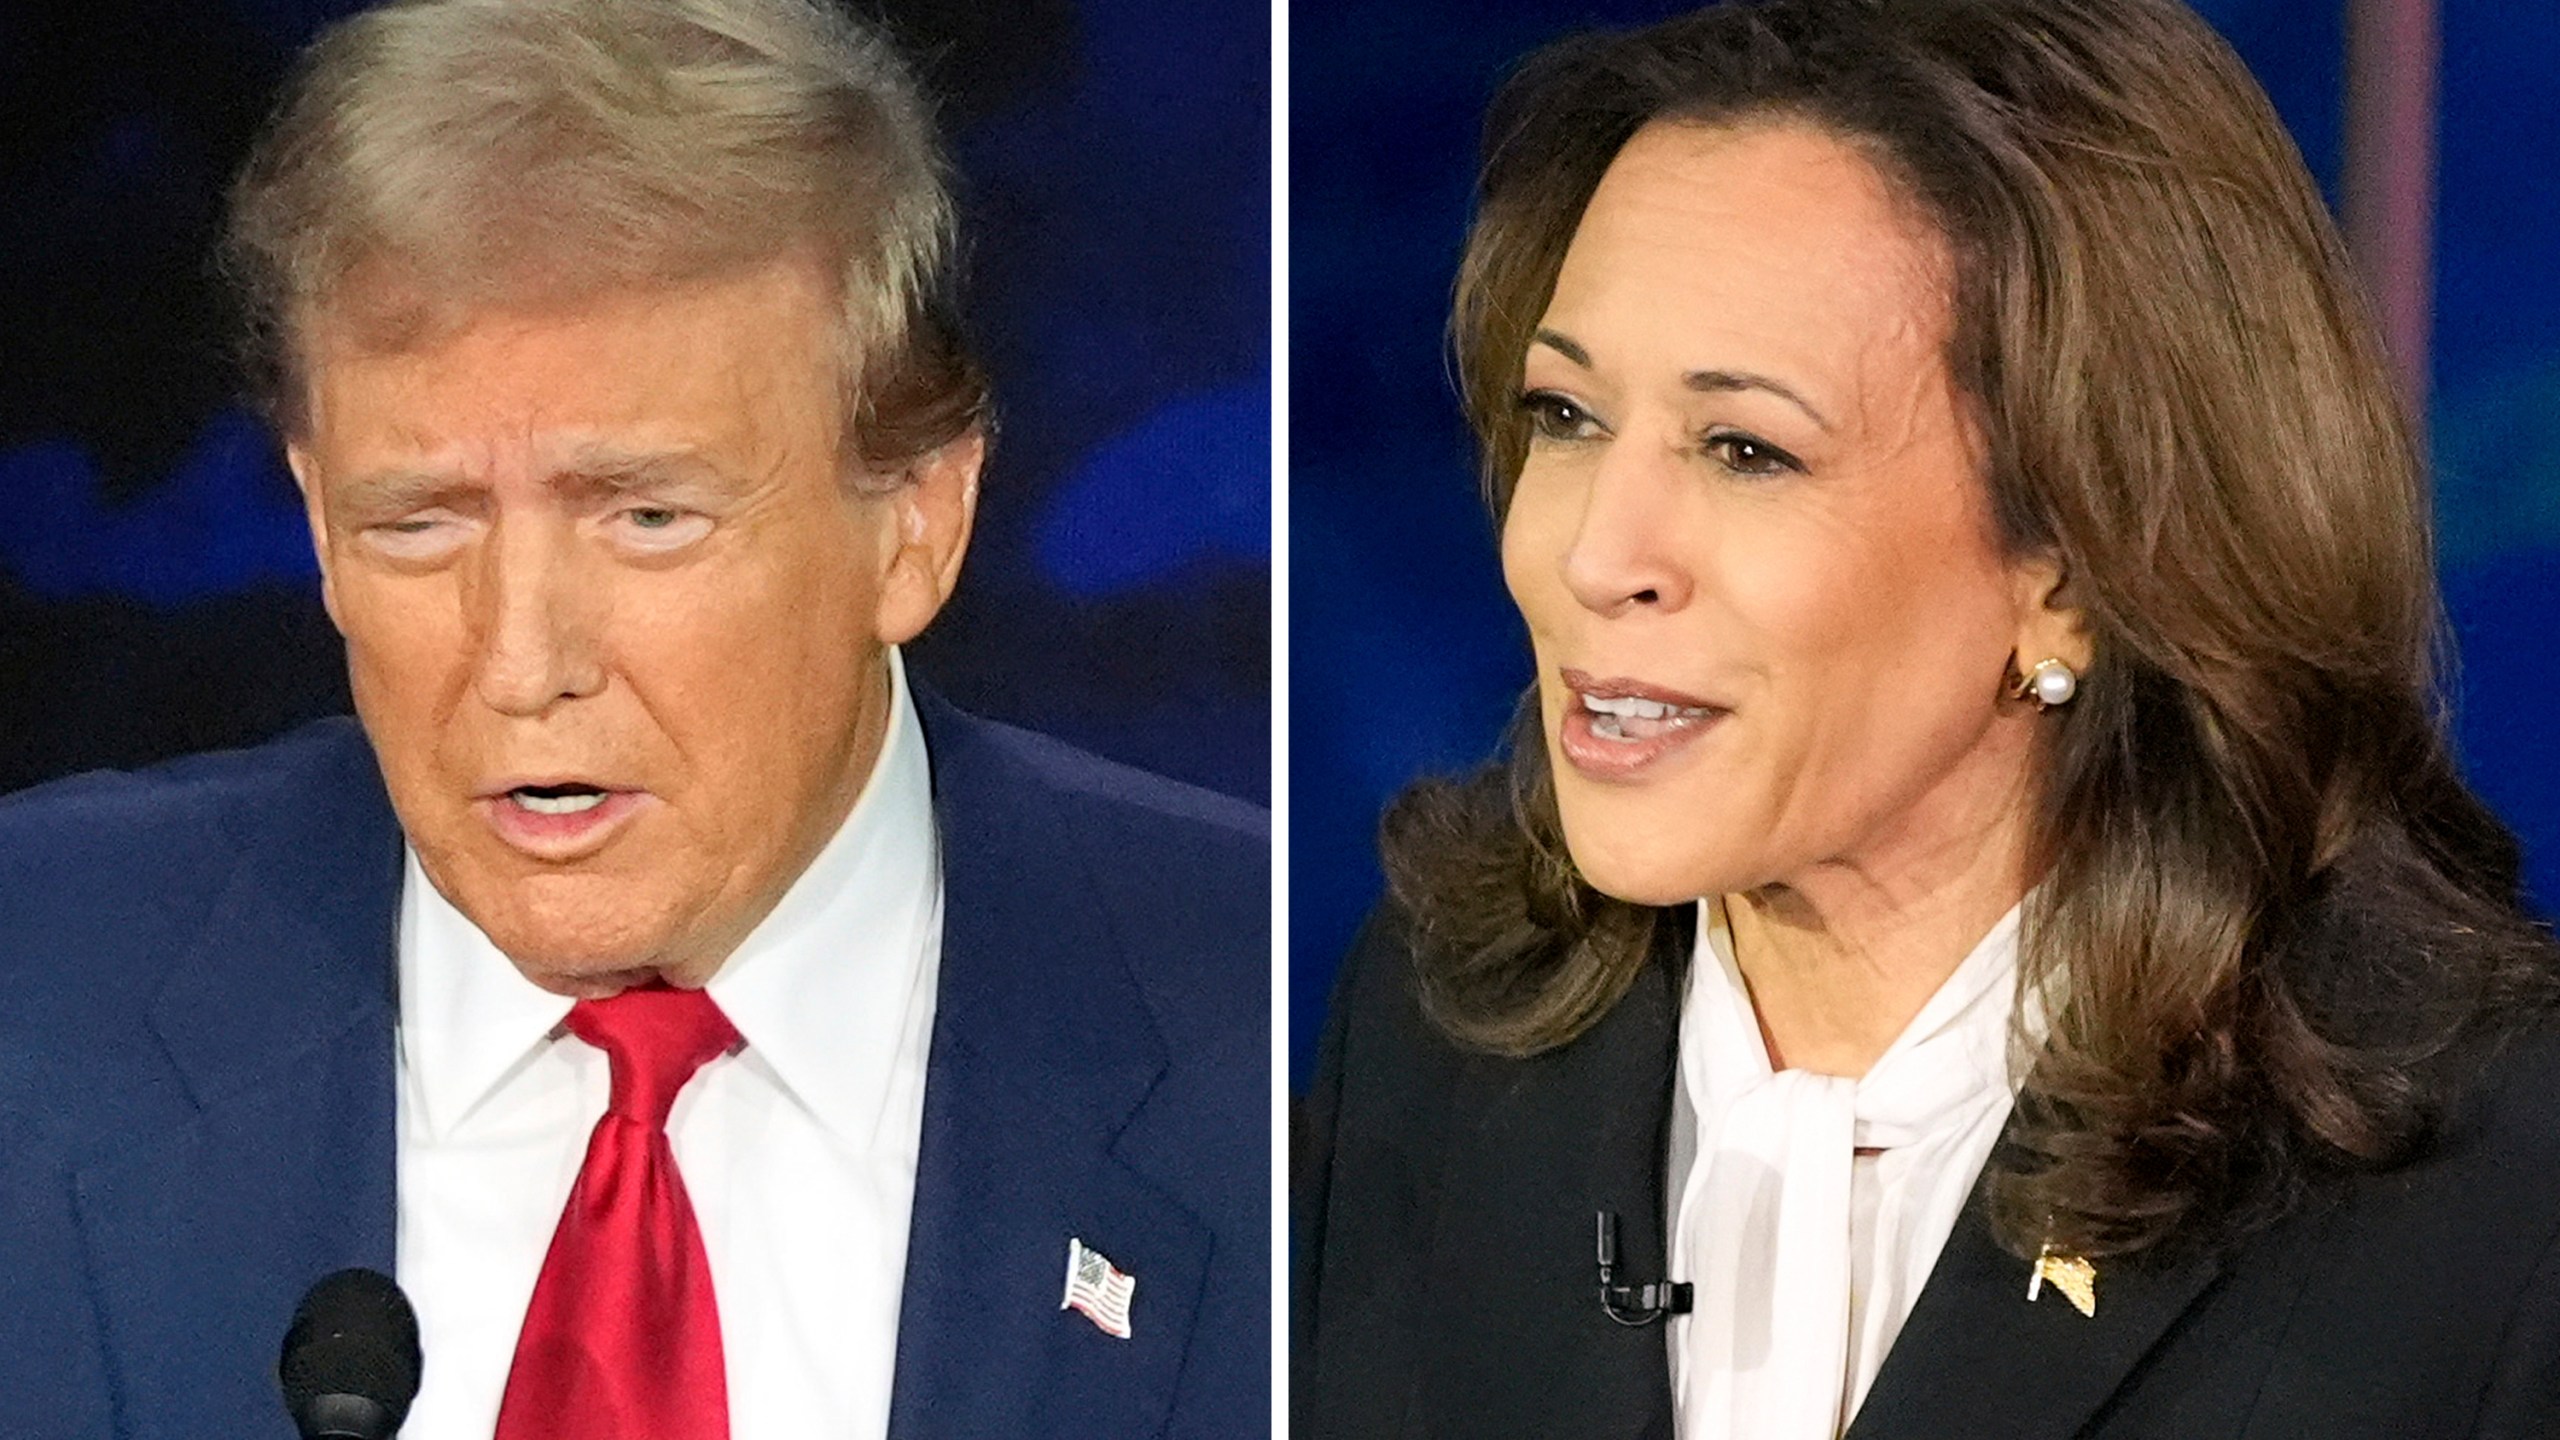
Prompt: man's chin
<box><xmin>415</xmin><ymin>842</ymin><xmax>657</xmax><ymax>965</ymax></box>
<box><xmin>519</xmin><ymin>963</ymin><xmax>703</xmax><ymax>1000</ymax></box>
<box><xmin>459</xmin><ymin>898</ymin><xmax>717</xmax><ymax>996</ymax></box>
<box><xmin>486</xmin><ymin>934</ymin><xmax>720</xmax><ymax>997</ymax></box>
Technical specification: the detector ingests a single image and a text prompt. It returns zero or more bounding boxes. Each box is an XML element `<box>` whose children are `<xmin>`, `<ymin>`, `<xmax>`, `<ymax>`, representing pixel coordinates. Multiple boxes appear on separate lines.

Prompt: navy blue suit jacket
<box><xmin>0</xmin><ymin>695</ymin><xmax>1268</xmax><ymax>1438</ymax></box>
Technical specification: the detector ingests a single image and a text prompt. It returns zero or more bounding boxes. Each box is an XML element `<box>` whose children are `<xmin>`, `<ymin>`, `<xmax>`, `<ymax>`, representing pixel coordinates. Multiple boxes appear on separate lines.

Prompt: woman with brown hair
<box><xmin>1292</xmin><ymin>0</ymin><xmax>2560</xmax><ymax>1436</ymax></box>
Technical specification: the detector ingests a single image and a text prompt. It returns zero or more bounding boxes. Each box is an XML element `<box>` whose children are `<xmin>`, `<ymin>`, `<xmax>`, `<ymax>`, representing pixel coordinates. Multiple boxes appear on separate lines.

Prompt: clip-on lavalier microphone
<box><xmin>1597</xmin><ymin>1210</ymin><xmax>1692</xmax><ymax>1326</ymax></box>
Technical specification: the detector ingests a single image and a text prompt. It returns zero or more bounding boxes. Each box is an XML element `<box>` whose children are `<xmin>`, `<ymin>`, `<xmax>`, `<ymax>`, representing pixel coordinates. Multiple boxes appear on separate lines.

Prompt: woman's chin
<box><xmin>1559</xmin><ymin>829</ymin><xmax>1732</xmax><ymax>909</ymax></box>
<box><xmin>1554</xmin><ymin>782</ymin><xmax>1762</xmax><ymax>908</ymax></box>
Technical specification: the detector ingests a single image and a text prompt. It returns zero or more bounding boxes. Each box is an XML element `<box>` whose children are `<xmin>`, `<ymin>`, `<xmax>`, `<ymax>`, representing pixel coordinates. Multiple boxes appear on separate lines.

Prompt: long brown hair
<box><xmin>1387</xmin><ymin>0</ymin><xmax>2559</xmax><ymax>1261</ymax></box>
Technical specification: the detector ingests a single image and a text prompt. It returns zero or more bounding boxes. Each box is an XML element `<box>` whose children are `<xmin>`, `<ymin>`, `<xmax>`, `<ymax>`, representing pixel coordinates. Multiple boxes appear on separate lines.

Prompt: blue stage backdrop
<box><xmin>1291</xmin><ymin>0</ymin><xmax>2560</xmax><ymax>1088</ymax></box>
<box><xmin>0</xmin><ymin>0</ymin><xmax>1269</xmax><ymax>804</ymax></box>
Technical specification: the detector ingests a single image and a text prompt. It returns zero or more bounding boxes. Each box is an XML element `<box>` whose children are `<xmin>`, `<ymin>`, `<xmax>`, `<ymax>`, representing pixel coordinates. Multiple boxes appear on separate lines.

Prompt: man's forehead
<box><xmin>301</xmin><ymin>256</ymin><xmax>840</xmax><ymax>397</ymax></box>
<box><xmin>309</xmin><ymin>245</ymin><xmax>841</xmax><ymax>348</ymax></box>
<box><xmin>295</xmin><ymin>261</ymin><xmax>847</xmax><ymax>479</ymax></box>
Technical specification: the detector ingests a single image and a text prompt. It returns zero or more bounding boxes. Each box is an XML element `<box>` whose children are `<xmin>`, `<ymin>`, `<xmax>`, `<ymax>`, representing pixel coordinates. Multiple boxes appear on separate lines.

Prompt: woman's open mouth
<box><xmin>1556</xmin><ymin>669</ymin><xmax>1729</xmax><ymax>780</ymax></box>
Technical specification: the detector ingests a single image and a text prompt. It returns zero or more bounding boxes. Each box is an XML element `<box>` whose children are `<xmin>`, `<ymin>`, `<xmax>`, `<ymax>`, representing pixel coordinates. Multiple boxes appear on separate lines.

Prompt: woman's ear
<box><xmin>2010</xmin><ymin>549</ymin><xmax>2094</xmax><ymax>678</ymax></box>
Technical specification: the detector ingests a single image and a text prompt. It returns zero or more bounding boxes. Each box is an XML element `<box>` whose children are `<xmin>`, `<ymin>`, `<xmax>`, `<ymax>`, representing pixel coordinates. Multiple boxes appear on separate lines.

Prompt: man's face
<box><xmin>290</xmin><ymin>259</ymin><xmax>975</xmax><ymax>995</ymax></box>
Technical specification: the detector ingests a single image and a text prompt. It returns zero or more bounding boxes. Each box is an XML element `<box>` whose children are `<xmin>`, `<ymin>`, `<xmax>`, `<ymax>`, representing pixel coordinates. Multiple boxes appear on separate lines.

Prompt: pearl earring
<box><xmin>2013</xmin><ymin>657</ymin><xmax>2078</xmax><ymax>709</ymax></box>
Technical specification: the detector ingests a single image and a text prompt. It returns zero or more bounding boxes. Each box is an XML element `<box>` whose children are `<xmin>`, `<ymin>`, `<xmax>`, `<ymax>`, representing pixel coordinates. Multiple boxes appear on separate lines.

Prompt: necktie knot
<box><xmin>565</xmin><ymin>985</ymin><xmax>740</xmax><ymax>1129</ymax></box>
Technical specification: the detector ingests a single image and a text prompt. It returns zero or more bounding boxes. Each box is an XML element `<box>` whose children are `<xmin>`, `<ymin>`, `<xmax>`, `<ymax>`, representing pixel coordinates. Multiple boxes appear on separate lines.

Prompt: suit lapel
<box><xmin>73</xmin><ymin>723</ymin><xmax>404</xmax><ymax>1439</ymax></box>
<box><xmin>886</xmin><ymin>698</ymin><xmax>1211</xmax><ymax>1439</ymax></box>
<box><xmin>1410</xmin><ymin>947</ymin><xmax>1686</xmax><ymax>1439</ymax></box>
<box><xmin>1847</xmin><ymin>1180</ymin><xmax>2226</xmax><ymax>1440</ymax></box>
<box><xmin>1398</xmin><ymin>905</ymin><xmax>2228</xmax><ymax>1440</ymax></box>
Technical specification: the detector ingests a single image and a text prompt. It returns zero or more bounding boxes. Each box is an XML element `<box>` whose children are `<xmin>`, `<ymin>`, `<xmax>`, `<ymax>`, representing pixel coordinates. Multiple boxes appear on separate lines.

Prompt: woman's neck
<box><xmin>1723</xmin><ymin>807</ymin><xmax>2033</xmax><ymax>1079</ymax></box>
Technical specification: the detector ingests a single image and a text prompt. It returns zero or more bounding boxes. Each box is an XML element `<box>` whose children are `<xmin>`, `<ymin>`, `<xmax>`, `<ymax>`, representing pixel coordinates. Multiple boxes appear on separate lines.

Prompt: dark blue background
<box><xmin>0</xmin><ymin>0</ymin><xmax>1270</xmax><ymax>803</ymax></box>
<box><xmin>1290</xmin><ymin>0</ymin><xmax>2560</xmax><ymax>1087</ymax></box>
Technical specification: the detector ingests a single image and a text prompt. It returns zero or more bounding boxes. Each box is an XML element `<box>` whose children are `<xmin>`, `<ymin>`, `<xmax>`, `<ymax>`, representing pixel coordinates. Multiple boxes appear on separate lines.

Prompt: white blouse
<box><xmin>1666</xmin><ymin>897</ymin><xmax>2027</xmax><ymax>1440</ymax></box>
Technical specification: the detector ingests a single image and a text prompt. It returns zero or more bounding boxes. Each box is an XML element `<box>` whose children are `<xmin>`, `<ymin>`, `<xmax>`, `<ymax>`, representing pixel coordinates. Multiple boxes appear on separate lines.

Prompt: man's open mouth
<box><xmin>509</xmin><ymin>783</ymin><xmax>611</xmax><ymax>815</ymax></box>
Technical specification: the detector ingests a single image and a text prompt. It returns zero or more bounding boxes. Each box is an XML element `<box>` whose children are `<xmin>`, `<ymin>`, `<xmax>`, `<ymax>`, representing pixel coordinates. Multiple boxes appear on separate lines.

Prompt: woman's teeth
<box><xmin>514</xmin><ymin>788</ymin><xmax>607</xmax><ymax>815</ymax></box>
<box><xmin>1579</xmin><ymin>692</ymin><xmax>1716</xmax><ymax>742</ymax></box>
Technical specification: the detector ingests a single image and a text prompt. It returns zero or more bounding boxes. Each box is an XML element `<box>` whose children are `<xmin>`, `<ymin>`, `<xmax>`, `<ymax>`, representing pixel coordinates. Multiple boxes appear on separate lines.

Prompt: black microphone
<box><xmin>1596</xmin><ymin>1210</ymin><xmax>1692</xmax><ymax>1327</ymax></box>
<box><xmin>278</xmin><ymin>1268</ymin><xmax>422</xmax><ymax>1440</ymax></box>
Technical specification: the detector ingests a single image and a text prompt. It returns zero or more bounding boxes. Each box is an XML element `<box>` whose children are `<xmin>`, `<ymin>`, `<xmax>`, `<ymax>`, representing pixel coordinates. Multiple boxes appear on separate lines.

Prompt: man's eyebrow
<box><xmin>335</xmin><ymin>450</ymin><xmax>733</xmax><ymax>511</ymax></box>
<box><xmin>335</xmin><ymin>468</ymin><xmax>467</xmax><ymax>512</ymax></box>
<box><xmin>552</xmin><ymin>447</ymin><xmax>728</xmax><ymax>493</ymax></box>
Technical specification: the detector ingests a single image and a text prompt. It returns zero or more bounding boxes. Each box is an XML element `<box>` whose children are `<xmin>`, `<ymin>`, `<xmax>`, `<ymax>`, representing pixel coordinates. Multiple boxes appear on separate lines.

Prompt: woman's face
<box><xmin>1503</xmin><ymin>120</ymin><xmax>2082</xmax><ymax>908</ymax></box>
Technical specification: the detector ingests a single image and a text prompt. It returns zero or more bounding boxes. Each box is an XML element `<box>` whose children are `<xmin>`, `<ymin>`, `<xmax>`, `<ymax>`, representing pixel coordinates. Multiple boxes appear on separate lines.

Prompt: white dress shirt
<box><xmin>1667</xmin><ymin>897</ymin><xmax>2025</xmax><ymax>1440</ymax></box>
<box><xmin>395</xmin><ymin>653</ymin><xmax>942</xmax><ymax>1440</ymax></box>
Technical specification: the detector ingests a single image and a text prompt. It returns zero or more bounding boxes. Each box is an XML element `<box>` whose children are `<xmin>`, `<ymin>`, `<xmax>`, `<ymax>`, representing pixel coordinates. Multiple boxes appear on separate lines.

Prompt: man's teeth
<box><xmin>514</xmin><ymin>789</ymin><xmax>608</xmax><ymax>815</ymax></box>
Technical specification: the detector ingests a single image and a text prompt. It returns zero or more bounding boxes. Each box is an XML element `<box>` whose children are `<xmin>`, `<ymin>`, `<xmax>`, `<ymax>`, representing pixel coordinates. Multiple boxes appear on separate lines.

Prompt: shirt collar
<box><xmin>400</xmin><ymin>648</ymin><xmax>941</xmax><ymax>1152</ymax></box>
<box><xmin>706</xmin><ymin>649</ymin><xmax>940</xmax><ymax>1154</ymax></box>
<box><xmin>399</xmin><ymin>851</ymin><xmax>573</xmax><ymax>1142</ymax></box>
<box><xmin>1690</xmin><ymin>894</ymin><xmax>2025</xmax><ymax>1101</ymax></box>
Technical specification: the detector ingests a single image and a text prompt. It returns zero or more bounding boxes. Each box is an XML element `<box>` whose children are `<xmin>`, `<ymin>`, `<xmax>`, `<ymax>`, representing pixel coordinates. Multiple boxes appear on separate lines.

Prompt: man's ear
<box><xmin>872</xmin><ymin>429</ymin><xmax>983</xmax><ymax>646</ymax></box>
<box><xmin>284</xmin><ymin>441</ymin><xmax>346</xmax><ymax>634</ymax></box>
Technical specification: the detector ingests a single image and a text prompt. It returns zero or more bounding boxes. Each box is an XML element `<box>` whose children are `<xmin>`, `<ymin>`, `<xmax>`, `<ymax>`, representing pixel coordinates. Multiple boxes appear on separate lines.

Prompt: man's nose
<box><xmin>1558</xmin><ymin>443</ymin><xmax>1694</xmax><ymax>617</ymax></box>
<box><xmin>469</xmin><ymin>517</ymin><xmax>606</xmax><ymax>716</ymax></box>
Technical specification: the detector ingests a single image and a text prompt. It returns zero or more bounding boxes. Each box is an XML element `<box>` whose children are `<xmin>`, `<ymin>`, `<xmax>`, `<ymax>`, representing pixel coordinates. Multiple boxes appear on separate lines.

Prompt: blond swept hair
<box><xmin>223</xmin><ymin>0</ymin><xmax>987</xmax><ymax>471</ymax></box>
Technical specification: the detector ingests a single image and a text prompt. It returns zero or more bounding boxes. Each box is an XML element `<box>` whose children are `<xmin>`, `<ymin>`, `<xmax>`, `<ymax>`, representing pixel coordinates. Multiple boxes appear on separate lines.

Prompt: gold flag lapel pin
<box><xmin>2028</xmin><ymin>1241</ymin><xmax>2098</xmax><ymax>1318</ymax></box>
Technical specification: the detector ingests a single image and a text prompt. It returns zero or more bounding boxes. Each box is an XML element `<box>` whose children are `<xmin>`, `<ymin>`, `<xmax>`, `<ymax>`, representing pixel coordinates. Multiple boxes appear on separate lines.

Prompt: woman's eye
<box><xmin>1518</xmin><ymin>390</ymin><xmax>1603</xmax><ymax>442</ymax></box>
<box><xmin>1704</xmin><ymin>430</ymin><xmax>1803</xmax><ymax>477</ymax></box>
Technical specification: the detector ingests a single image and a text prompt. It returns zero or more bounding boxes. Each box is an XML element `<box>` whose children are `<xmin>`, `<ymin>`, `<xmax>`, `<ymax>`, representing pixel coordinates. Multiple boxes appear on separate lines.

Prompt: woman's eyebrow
<box><xmin>1531</xmin><ymin>327</ymin><xmax>1832</xmax><ymax>432</ymax></box>
<box><xmin>1531</xmin><ymin>327</ymin><xmax>1594</xmax><ymax>367</ymax></box>
<box><xmin>1683</xmin><ymin>369</ymin><xmax>1832</xmax><ymax>432</ymax></box>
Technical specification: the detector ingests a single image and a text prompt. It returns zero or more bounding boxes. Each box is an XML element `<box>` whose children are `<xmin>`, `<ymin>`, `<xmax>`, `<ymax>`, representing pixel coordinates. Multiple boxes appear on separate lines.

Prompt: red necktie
<box><xmin>495</xmin><ymin>984</ymin><xmax>740</xmax><ymax>1440</ymax></box>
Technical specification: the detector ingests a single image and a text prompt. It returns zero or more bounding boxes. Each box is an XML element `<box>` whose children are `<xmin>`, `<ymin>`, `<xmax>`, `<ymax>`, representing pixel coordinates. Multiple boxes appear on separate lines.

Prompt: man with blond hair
<box><xmin>0</xmin><ymin>1</ymin><xmax>1267</xmax><ymax>1436</ymax></box>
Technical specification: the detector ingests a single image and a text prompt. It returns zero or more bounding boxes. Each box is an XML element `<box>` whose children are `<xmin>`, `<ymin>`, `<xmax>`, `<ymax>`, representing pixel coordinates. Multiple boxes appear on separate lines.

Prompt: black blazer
<box><xmin>1294</xmin><ymin>905</ymin><xmax>2560</xmax><ymax>1439</ymax></box>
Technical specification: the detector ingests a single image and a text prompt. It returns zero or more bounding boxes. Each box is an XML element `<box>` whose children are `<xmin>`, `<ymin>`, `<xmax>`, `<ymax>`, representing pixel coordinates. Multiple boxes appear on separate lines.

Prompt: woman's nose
<box><xmin>1559</xmin><ymin>445</ymin><xmax>1694</xmax><ymax>616</ymax></box>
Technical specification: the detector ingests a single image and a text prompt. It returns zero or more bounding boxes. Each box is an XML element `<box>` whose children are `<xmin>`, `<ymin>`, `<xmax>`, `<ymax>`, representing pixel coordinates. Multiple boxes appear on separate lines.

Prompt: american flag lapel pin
<box><xmin>1062</xmin><ymin>1237</ymin><xmax>1136</xmax><ymax>1339</ymax></box>
<box><xmin>2028</xmin><ymin>1240</ymin><xmax>2099</xmax><ymax>1318</ymax></box>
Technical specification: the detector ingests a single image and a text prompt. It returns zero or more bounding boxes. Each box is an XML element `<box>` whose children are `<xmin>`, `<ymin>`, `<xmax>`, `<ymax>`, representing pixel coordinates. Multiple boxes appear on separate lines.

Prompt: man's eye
<box><xmin>611</xmin><ymin>505</ymin><xmax>711</xmax><ymax>549</ymax></box>
<box><xmin>362</xmin><ymin>512</ymin><xmax>469</xmax><ymax>561</ymax></box>
<box><xmin>1518</xmin><ymin>390</ymin><xmax>1603</xmax><ymax>442</ymax></box>
<box><xmin>1703</xmin><ymin>429</ymin><xmax>1803</xmax><ymax>478</ymax></box>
